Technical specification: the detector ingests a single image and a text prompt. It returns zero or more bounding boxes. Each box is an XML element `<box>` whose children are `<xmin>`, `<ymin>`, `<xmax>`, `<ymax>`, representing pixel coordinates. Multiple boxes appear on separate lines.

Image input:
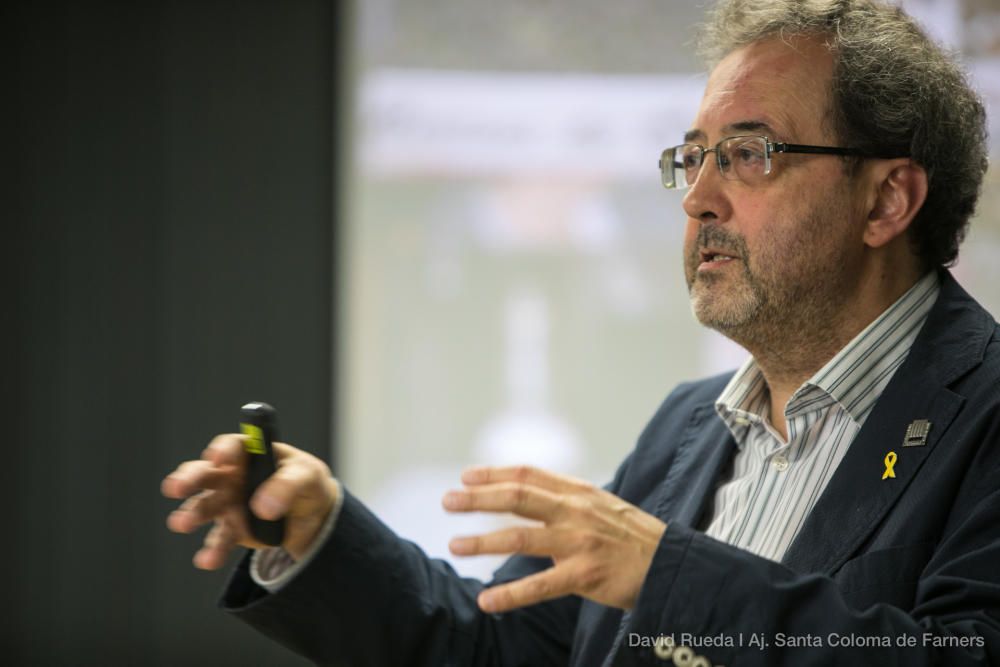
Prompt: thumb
<box><xmin>249</xmin><ymin>456</ymin><xmax>339</xmax><ymax>560</ymax></box>
<box><xmin>249</xmin><ymin>458</ymin><xmax>322</xmax><ymax>521</ymax></box>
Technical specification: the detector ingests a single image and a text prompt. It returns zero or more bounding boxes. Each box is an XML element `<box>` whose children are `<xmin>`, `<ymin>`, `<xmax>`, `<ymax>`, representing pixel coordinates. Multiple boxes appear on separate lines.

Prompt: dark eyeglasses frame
<box><xmin>659</xmin><ymin>135</ymin><xmax>908</xmax><ymax>189</ymax></box>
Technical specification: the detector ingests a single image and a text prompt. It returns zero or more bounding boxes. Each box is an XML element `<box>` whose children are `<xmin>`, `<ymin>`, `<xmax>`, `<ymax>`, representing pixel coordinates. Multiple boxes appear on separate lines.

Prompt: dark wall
<box><xmin>10</xmin><ymin>1</ymin><xmax>338</xmax><ymax>664</ymax></box>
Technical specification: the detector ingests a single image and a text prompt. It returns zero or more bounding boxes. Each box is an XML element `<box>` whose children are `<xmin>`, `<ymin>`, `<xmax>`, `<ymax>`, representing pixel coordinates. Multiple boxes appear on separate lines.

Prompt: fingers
<box><xmin>161</xmin><ymin>433</ymin><xmax>249</xmax><ymax>499</ymax></box>
<box><xmin>166</xmin><ymin>487</ymin><xmax>234</xmax><ymax>534</ymax></box>
<box><xmin>449</xmin><ymin>526</ymin><xmax>563</xmax><ymax>558</ymax></box>
<box><xmin>161</xmin><ymin>435</ymin><xmax>298</xmax><ymax>499</ymax></box>
<box><xmin>161</xmin><ymin>460</ymin><xmax>231</xmax><ymax>499</ymax></box>
<box><xmin>478</xmin><ymin>567</ymin><xmax>576</xmax><ymax>613</ymax></box>
<box><xmin>442</xmin><ymin>483</ymin><xmax>564</xmax><ymax>521</ymax></box>
<box><xmin>193</xmin><ymin>521</ymin><xmax>239</xmax><ymax>570</ymax></box>
<box><xmin>203</xmin><ymin>433</ymin><xmax>247</xmax><ymax>466</ymax></box>
<box><xmin>461</xmin><ymin>465</ymin><xmax>594</xmax><ymax>495</ymax></box>
<box><xmin>164</xmin><ymin>435</ymin><xmax>333</xmax><ymax>529</ymax></box>
<box><xmin>164</xmin><ymin>436</ymin><xmax>339</xmax><ymax>568</ymax></box>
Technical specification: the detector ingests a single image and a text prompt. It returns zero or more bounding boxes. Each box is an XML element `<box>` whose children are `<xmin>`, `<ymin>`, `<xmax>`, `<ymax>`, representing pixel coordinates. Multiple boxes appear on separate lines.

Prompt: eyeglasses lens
<box><xmin>661</xmin><ymin>136</ymin><xmax>771</xmax><ymax>190</ymax></box>
<box><xmin>720</xmin><ymin>136</ymin><xmax>769</xmax><ymax>185</ymax></box>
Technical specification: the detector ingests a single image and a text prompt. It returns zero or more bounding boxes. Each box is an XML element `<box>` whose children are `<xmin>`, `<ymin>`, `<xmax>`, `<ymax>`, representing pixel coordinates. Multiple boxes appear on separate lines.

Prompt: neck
<box><xmin>745</xmin><ymin>262</ymin><xmax>926</xmax><ymax>440</ymax></box>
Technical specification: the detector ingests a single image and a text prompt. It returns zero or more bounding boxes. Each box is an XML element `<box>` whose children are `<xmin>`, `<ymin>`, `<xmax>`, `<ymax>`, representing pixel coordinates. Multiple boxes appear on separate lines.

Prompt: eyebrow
<box><xmin>683</xmin><ymin>120</ymin><xmax>782</xmax><ymax>144</ymax></box>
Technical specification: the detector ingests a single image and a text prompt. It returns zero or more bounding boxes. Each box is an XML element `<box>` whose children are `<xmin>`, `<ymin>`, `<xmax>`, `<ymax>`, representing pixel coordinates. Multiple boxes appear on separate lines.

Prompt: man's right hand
<box><xmin>161</xmin><ymin>434</ymin><xmax>339</xmax><ymax>569</ymax></box>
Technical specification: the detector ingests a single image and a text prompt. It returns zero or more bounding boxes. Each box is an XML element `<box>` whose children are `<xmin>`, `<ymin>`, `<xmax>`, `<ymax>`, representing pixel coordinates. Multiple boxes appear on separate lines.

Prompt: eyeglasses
<box><xmin>659</xmin><ymin>135</ymin><xmax>900</xmax><ymax>189</ymax></box>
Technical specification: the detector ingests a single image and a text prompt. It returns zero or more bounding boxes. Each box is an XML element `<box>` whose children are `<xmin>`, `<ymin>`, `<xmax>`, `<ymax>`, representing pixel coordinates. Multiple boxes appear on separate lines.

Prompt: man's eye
<box><xmin>733</xmin><ymin>147</ymin><xmax>764</xmax><ymax>164</ymax></box>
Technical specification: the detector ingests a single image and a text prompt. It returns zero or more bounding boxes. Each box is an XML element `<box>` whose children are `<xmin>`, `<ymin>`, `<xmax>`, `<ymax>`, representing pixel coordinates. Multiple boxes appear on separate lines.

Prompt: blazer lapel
<box><xmin>652</xmin><ymin>402</ymin><xmax>737</xmax><ymax>528</ymax></box>
<box><xmin>782</xmin><ymin>270</ymin><xmax>990</xmax><ymax>575</ymax></box>
<box><xmin>780</xmin><ymin>380</ymin><xmax>963</xmax><ymax>574</ymax></box>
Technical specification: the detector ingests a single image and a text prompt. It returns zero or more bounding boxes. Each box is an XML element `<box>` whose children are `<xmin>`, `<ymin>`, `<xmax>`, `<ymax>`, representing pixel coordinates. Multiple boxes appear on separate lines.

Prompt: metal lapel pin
<box><xmin>903</xmin><ymin>419</ymin><xmax>931</xmax><ymax>447</ymax></box>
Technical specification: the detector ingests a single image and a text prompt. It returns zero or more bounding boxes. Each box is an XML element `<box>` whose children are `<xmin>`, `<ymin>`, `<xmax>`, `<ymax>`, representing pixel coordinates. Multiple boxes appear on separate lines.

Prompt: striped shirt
<box><xmin>704</xmin><ymin>272</ymin><xmax>940</xmax><ymax>562</ymax></box>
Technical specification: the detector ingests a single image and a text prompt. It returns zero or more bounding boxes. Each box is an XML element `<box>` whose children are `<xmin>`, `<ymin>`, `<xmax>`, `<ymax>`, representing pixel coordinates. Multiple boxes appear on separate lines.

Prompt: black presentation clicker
<box><xmin>239</xmin><ymin>401</ymin><xmax>286</xmax><ymax>546</ymax></box>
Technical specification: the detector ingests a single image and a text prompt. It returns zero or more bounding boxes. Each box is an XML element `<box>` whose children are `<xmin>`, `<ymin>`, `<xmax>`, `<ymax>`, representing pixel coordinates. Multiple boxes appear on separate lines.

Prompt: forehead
<box><xmin>690</xmin><ymin>35</ymin><xmax>835</xmax><ymax>144</ymax></box>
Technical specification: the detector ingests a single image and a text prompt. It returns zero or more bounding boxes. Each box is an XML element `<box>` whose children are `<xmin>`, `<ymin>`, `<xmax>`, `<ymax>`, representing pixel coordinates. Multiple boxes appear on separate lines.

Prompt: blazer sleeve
<box><xmin>220</xmin><ymin>487</ymin><xmax>582</xmax><ymax>667</ymax></box>
<box><xmin>615</xmin><ymin>464</ymin><xmax>1000</xmax><ymax>667</ymax></box>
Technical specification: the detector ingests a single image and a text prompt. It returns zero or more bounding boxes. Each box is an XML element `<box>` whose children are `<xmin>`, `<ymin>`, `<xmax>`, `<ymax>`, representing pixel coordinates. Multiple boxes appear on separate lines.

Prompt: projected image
<box><xmin>339</xmin><ymin>0</ymin><xmax>1000</xmax><ymax>578</ymax></box>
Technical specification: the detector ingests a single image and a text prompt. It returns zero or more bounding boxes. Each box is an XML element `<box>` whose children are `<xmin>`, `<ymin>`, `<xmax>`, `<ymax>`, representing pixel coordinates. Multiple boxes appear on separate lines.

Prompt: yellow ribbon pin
<box><xmin>882</xmin><ymin>451</ymin><xmax>897</xmax><ymax>480</ymax></box>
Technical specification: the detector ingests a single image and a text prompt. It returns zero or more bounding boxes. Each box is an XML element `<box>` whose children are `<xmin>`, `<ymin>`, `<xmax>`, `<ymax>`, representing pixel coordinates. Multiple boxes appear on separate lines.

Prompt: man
<box><xmin>162</xmin><ymin>1</ymin><xmax>997</xmax><ymax>665</ymax></box>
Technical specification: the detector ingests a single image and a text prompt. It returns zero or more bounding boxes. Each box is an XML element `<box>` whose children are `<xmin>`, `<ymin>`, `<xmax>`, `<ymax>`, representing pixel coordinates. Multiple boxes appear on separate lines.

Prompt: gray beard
<box><xmin>686</xmin><ymin>224</ymin><xmax>763</xmax><ymax>334</ymax></box>
<box><xmin>686</xmin><ymin>219</ymin><xmax>856</xmax><ymax>369</ymax></box>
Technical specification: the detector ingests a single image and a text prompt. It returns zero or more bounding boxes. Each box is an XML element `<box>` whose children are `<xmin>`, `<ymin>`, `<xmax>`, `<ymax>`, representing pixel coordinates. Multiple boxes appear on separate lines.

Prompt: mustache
<box><xmin>694</xmin><ymin>224</ymin><xmax>748</xmax><ymax>259</ymax></box>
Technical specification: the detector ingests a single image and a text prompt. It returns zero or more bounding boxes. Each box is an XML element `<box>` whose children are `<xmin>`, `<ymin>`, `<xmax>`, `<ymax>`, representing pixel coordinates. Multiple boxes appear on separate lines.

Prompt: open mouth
<box><xmin>699</xmin><ymin>249</ymin><xmax>739</xmax><ymax>267</ymax></box>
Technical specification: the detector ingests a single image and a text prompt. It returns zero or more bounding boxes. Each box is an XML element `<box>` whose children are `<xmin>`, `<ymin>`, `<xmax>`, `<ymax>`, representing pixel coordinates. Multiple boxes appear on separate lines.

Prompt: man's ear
<box><xmin>862</xmin><ymin>159</ymin><xmax>928</xmax><ymax>249</ymax></box>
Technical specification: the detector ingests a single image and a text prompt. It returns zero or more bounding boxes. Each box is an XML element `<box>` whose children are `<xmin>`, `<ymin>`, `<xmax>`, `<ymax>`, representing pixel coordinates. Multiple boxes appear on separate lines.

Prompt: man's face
<box><xmin>682</xmin><ymin>37</ymin><xmax>867</xmax><ymax>348</ymax></box>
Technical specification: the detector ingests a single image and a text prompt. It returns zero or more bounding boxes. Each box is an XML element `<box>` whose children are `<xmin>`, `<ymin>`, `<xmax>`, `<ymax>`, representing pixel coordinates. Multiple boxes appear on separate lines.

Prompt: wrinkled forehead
<box><xmin>692</xmin><ymin>35</ymin><xmax>836</xmax><ymax>145</ymax></box>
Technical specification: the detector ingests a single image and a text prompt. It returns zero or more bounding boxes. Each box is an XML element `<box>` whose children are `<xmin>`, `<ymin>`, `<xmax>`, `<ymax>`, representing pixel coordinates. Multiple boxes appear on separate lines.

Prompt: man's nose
<box><xmin>682</xmin><ymin>152</ymin><xmax>732</xmax><ymax>224</ymax></box>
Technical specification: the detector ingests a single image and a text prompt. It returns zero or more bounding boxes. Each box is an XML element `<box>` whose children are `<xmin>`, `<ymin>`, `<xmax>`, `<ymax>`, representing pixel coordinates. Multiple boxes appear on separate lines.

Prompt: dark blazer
<box><xmin>222</xmin><ymin>270</ymin><xmax>1000</xmax><ymax>666</ymax></box>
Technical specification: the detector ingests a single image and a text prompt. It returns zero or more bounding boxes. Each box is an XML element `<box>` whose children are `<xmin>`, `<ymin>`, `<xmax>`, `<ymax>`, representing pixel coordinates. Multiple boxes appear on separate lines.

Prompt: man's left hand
<box><xmin>443</xmin><ymin>465</ymin><xmax>667</xmax><ymax>613</ymax></box>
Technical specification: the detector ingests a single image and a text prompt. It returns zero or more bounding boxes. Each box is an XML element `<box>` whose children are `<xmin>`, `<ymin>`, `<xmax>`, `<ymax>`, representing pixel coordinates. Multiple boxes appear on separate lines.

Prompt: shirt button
<box><xmin>772</xmin><ymin>455</ymin><xmax>789</xmax><ymax>471</ymax></box>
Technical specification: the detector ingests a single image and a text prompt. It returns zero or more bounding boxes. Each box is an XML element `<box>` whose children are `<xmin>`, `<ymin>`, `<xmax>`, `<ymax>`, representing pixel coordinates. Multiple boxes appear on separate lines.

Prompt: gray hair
<box><xmin>698</xmin><ymin>0</ymin><xmax>989</xmax><ymax>270</ymax></box>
